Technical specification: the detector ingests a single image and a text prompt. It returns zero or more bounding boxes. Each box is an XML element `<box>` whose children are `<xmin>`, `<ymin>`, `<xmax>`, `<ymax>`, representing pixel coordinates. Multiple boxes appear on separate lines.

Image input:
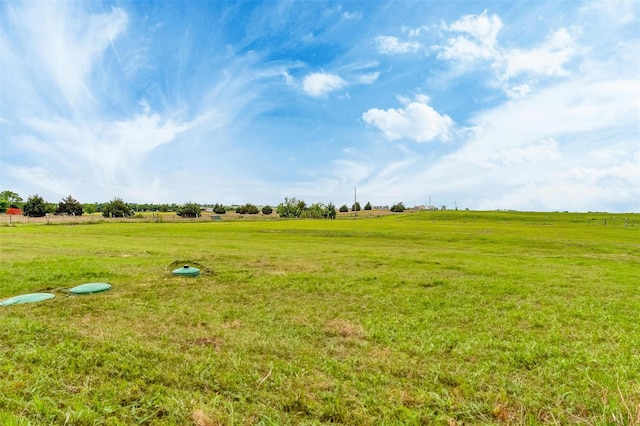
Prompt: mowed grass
<box><xmin>0</xmin><ymin>211</ymin><xmax>638</xmax><ymax>425</ymax></box>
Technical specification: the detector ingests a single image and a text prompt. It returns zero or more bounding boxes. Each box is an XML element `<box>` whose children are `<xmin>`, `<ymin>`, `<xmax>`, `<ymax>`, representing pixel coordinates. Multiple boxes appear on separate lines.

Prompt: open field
<box><xmin>0</xmin><ymin>211</ymin><xmax>638</xmax><ymax>425</ymax></box>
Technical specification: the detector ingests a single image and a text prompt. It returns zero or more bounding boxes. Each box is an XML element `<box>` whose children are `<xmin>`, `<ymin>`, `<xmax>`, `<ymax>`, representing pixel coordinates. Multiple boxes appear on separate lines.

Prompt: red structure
<box><xmin>6</xmin><ymin>208</ymin><xmax>22</xmax><ymax>215</ymax></box>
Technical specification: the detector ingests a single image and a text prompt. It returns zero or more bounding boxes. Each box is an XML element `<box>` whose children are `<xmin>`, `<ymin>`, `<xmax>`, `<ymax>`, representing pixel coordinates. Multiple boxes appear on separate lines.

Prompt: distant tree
<box><xmin>0</xmin><ymin>190</ymin><xmax>23</xmax><ymax>208</ymax></box>
<box><xmin>176</xmin><ymin>201</ymin><xmax>201</xmax><ymax>218</ymax></box>
<box><xmin>45</xmin><ymin>203</ymin><xmax>57</xmax><ymax>214</ymax></box>
<box><xmin>213</xmin><ymin>203</ymin><xmax>226</xmax><ymax>214</ymax></box>
<box><xmin>236</xmin><ymin>203</ymin><xmax>260</xmax><ymax>215</ymax></box>
<box><xmin>352</xmin><ymin>201</ymin><xmax>361</xmax><ymax>211</ymax></box>
<box><xmin>102</xmin><ymin>197</ymin><xmax>132</xmax><ymax>218</ymax></box>
<box><xmin>364</xmin><ymin>201</ymin><xmax>372</xmax><ymax>211</ymax></box>
<box><xmin>158</xmin><ymin>204</ymin><xmax>171</xmax><ymax>212</ymax></box>
<box><xmin>302</xmin><ymin>203</ymin><xmax>325</xmax><ymax>219</ymax></box>
<box><xmin>84</xmin><ymin>204</ymin><xmax>97</xmax><ymax>215</ymax></box>
<box><xmin>390</xmin><ymin>202</ymin><xmax>406</xmax><ymax>213</ymax></box>
<box><xmin>261</xmin><ymin>205</ymin><xmax>273</xmax><ymax>215</ymax></box>
<box><xmin>22</xmin><ymin>194</ymin><xmax>47</xmax><ymax>217</ymax></box>
<box><xmin>440</xmin><ymin>205</ymin><xmax>447</xmax><ymax>211</ymax></box>
<box><xmin>339</xmin><ymin>204</ymin><xmax>349</xmax><ymax>213</ymax></box>
<box><xmin>0</xmin><ymin>199</ymin><xmax>8</xmax><ymax>214</ymax></box>
<box><xmin>277</xmin><ymin>197</ymin><xmax>304</xmax><ymax>218</ymax></box>
<box><xmin>324</xmin><ymin>202</ymin><xmax>336</xmax><ymax>219</ymax></box>
<box><xmin>57</xmin><ymin>195</ymin><xmax>83</xmax><ymax>216</ymax></box>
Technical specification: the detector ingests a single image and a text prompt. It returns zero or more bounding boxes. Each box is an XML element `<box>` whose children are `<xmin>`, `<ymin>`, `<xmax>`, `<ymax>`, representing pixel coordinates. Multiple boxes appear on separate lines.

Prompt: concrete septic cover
<box><xmin>0</xmin><ymin>293</ymin><xmax>55</xmax><ymax>306</ymax></box>
<box><xmin>69</xmin><ymin>283</ymin><xmax>112</xmax><ymax>294</ymax></box>
<box><xmin>173</xmin><ymin>265</ymin><xmax>201</xmax><ymax>277</ymax></box>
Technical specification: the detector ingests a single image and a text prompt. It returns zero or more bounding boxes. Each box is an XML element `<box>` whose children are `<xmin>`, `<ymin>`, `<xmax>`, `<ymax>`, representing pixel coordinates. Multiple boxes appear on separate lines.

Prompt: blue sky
<box><xmin>1</xmin><ymin>1</ymin><xmax>638</xmax><ymax>211</ymax></box>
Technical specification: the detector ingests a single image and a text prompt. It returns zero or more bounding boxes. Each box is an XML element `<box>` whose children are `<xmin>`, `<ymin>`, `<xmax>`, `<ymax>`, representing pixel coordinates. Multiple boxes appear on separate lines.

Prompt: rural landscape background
<box><xmin>1</xmin><ymin>0</ymin><xmax>639</xmax><ymax>424</ymax></box>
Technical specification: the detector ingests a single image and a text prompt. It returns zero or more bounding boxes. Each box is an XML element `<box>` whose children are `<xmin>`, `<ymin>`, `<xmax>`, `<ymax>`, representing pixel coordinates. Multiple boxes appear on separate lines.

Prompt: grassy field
<box><xmin>0</xmin><ymin>211</ymin><xmax>638</xmax><ymax>425</ymax></box>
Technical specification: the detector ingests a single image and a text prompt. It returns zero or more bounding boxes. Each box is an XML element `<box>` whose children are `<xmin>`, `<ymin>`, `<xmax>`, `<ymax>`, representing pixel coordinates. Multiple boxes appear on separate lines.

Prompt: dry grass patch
<box><xmin>325</xmin><ymin>318</ymin><xmax>367</xmax><ymax>339</ymax></box>
<box><xmin>191</xmin><ymin>409</ymin><xmax>217</xmax><ymax>426</ymax></box>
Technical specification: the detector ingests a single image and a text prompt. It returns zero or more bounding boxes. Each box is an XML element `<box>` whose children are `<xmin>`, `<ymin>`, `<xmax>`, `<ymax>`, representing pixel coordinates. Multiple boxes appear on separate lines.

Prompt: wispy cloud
<box><xmin>302</xmin><ymin>72</ymin><xmax>347</xmax><ymax>97</ymax></box>
<box><xmin>436</xmin><ymin>10</ymin><xmax>502</xmax><ymax>61</ymax></box>
<box><xmin>375</xmin><ymin>36</ymin><xmax>421</xmax><ymax>54</ymax></box>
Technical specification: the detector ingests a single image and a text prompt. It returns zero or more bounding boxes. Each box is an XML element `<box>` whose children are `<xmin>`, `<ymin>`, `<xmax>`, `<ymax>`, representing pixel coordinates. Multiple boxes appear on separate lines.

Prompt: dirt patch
<box><xmin>188</xmin><ymin>337</ymin><xmax>223</xmax><ymax>351</ymax></box>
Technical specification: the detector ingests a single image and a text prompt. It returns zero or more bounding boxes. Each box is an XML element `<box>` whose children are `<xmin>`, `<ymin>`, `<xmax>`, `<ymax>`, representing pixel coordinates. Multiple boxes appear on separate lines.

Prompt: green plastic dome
<box><xmin>1</xmin><ymin>293</ymin><xmax>55</xmax><ymax>306</ymax></box>
<box><xmin>69</xmin><ymin>283</ymin><xmax>112</xmax><ymax>294</ymax></box>
<box><xmin>173</xmin><ymin>265</ymin><xmax>201</xmax><ymax>277</ymax></box>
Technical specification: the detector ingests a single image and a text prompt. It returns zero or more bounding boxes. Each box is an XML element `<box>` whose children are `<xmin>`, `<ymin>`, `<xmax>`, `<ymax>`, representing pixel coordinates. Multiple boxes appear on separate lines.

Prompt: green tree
<box><xmin>364</xmin><ymin>201</ymin><xmax>372</xmax><ymax>211</ymax></box>
<box><xmin>0</xmin><ymin>190</ymin><xmax>23</xmax><ymax>208</ymax></box>
<box><xmin>57</xmin><ymin>195</ymin><xmax>83</xmax><ymax>216</ymax></box>
<box><xmin>213</xmin><ymin>203</ymin><xmax>226</xmax><ymax>214</ymax></box>
<box><xmin>339</xmin><ymin>204</ymin><xmax>349</xmax><ymax>213</ymax></box>
<box><xmin>22</xmin><ymin>194</ymin><xmax>47</xmax><ymax>217</ymax></box>
<box><xmin>236</xmin><ymin>203</ymin><xmax>259</xmax><ymax>215</ymax></box>
<box><xmin>277</xmin><ymin>197</ymin><xmax>304</xmax><ymax>218</ymax></box>
<box><xmin>390</xmin><ymin>202</ymin><xmax>406</xmax><ymax>212</ymax></box>
<box><xmin>324</xmin><ymin>202</ymin><xmax>336</xmax><ymax>219</ymax></box>
<box><xmin>352</xmin><ymin>202</ymin><xmax>361</xmax><ymax>211</ymax></box>
<box><xmin>261</xmin><ymin>205</ymin><xmax>273</xmax><ymax>215</ymax></box>
<box><xmin>302</xmin><ymin>203</ymin><xmax>325</xmax><ymax>219</ymax></box>
<box><xmin>84</xmin><ymin>204</ymin><xmax>97</xmax><ymax>216</ymax></box>
<box><xmin>102</xmin><ymin>197</ymin><xmax>132</xmax><ymax>218</ymax></box>
<box><xmin>0</xmin><ymin>198</ymin><xmax>8</xmax><ymax>214</ymax></box>
<box><xmin>176</xmin><ymin>201</ymin><xmax>201</xmax><ymax>217</ymax></box>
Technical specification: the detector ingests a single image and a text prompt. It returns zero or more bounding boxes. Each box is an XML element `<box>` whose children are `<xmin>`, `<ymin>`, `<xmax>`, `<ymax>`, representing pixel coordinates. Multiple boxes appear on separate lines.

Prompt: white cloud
<box><xmin>375</xmin><ymin>36</ymin><xmax>421</xmax><ymax>54</ymax></box>
<box><xmin>362</xmin><ymin>98</ymin><xmax>453</xmax><ymax>143</ymax></box>
<box><xmin>406</xmin><ymin>25</ymin><xmax>429</xmax><ymax>37</ymax></box>
<box><xmin>355</xmin><ymin>72</ymin><xmax>380</xmax><ymax>84</ymax></box>
<box><xmin>505</xmin><ymin>83</ymin><xmax>533</xmax><ymax>99</ymax></box>
<box><xmin>435</xmin><ymin>12</ymin><xmax>579</xmax><ymax>94</ymax></box>
<box><xmin>484</xmin><ymin>138</ymin><xmax>560</xmax><ymax>168</ymax></box>
<box><xmin>447</xmin><ymin>10</ymin><xmax>503</xmax><ymax>43</ymax></box>
<box><xmin>436</xmin><ymin>10</ymin><xmax>502</xmax><ymax>61</ymax></box>
<box><xmin>502</xmin><ymin>28</ymin><xmax>577</xmax><ymax>79</ymax></box>
<box><xmin>302</xmin><ymin>72</ymin><xmax>347</xmax><ymax>97</ymax></box>
<box><xmin>13</xmin><ymin>3</ymin><xmax>128</xmax><ymax>112</ymax></box>
<box><xmin>341</xmin><ymin>11</ymin><xmax>362</xmax><ymax>21</ymax></box>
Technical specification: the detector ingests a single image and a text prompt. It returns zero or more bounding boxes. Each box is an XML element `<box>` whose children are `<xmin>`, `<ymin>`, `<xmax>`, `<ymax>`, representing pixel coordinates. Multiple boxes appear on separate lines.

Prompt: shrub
<box><xmin>390</xmin><ymin>202</ymin><xmax>406</xmax><ymax>213</ymax></box>
<box><xmin>339</xmin><ymin>204</ymin><xmax>349</xmax><ymax>213</ymax></box>
<box><xmin>262</xmin><ymin>205</ymin><xmax>273</xmax><ymax>215</ymax></box>
<box><xmin>277</xmin><ymin>197</ymin><xmax>303</xmax><ymax>218</ymax></box>
<box><xmin>22</xmin><ymin>194</ymin><xmax>47</xmax><ymax>217</ymax></box>
<box><xmin>364</xmin><ymin>202</ymin><xmax>372</xmax><ymax>211</ymax></box>
<box><xmin>324</xmin><ymin>202</ymin><xmax>336</xmax><ymax>219</ymax></box>
<box><xmin>177</xmin><ymin>202</ymin><xmax>202</xmax><ymax>218</ymax></box>
<box><xmin>236</xmin><ymin>204</ymin><xmax>260</xmax><ymax>215</ymax></box>
<box><xmin>57</xmin><ymin>195</ymin><xmax>83</xmax><ymax>216</ymax></box>
<box><xmin>102</xmin><ymin>197</ymin><xmax>132</xmax><ymax>218</ymax></box>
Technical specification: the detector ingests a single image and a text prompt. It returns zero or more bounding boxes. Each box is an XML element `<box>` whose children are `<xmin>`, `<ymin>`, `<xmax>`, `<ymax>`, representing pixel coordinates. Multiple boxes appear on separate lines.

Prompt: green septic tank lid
<box><xmin>173</xmin><ymin>265</ymin><xmax>200</xmax><ymax>276</ymax></box>
<box><xmin>0</xmin><ymin>293</ymin><xmax>55</xmax><ymax>306</ymax></box>
<box><xmin>69</xmin><ymin>283</ymin><xmax>112</xmax><ymax>294</ymax></box>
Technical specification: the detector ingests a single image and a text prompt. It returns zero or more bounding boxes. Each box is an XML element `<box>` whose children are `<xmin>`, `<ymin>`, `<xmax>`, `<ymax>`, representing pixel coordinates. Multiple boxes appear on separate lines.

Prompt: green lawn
<box><xmin>1</xmin><ymin>211</ymin><xmax>638</xmax><ymax>425</ymax></box>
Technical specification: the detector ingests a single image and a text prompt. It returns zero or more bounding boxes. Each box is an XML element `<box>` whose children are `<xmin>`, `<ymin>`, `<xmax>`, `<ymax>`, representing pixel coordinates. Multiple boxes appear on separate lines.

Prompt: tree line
<box><xmin>0</xmin><ymin>190</ymin><xmax>406</xmax><ymax>218</ymax></box>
